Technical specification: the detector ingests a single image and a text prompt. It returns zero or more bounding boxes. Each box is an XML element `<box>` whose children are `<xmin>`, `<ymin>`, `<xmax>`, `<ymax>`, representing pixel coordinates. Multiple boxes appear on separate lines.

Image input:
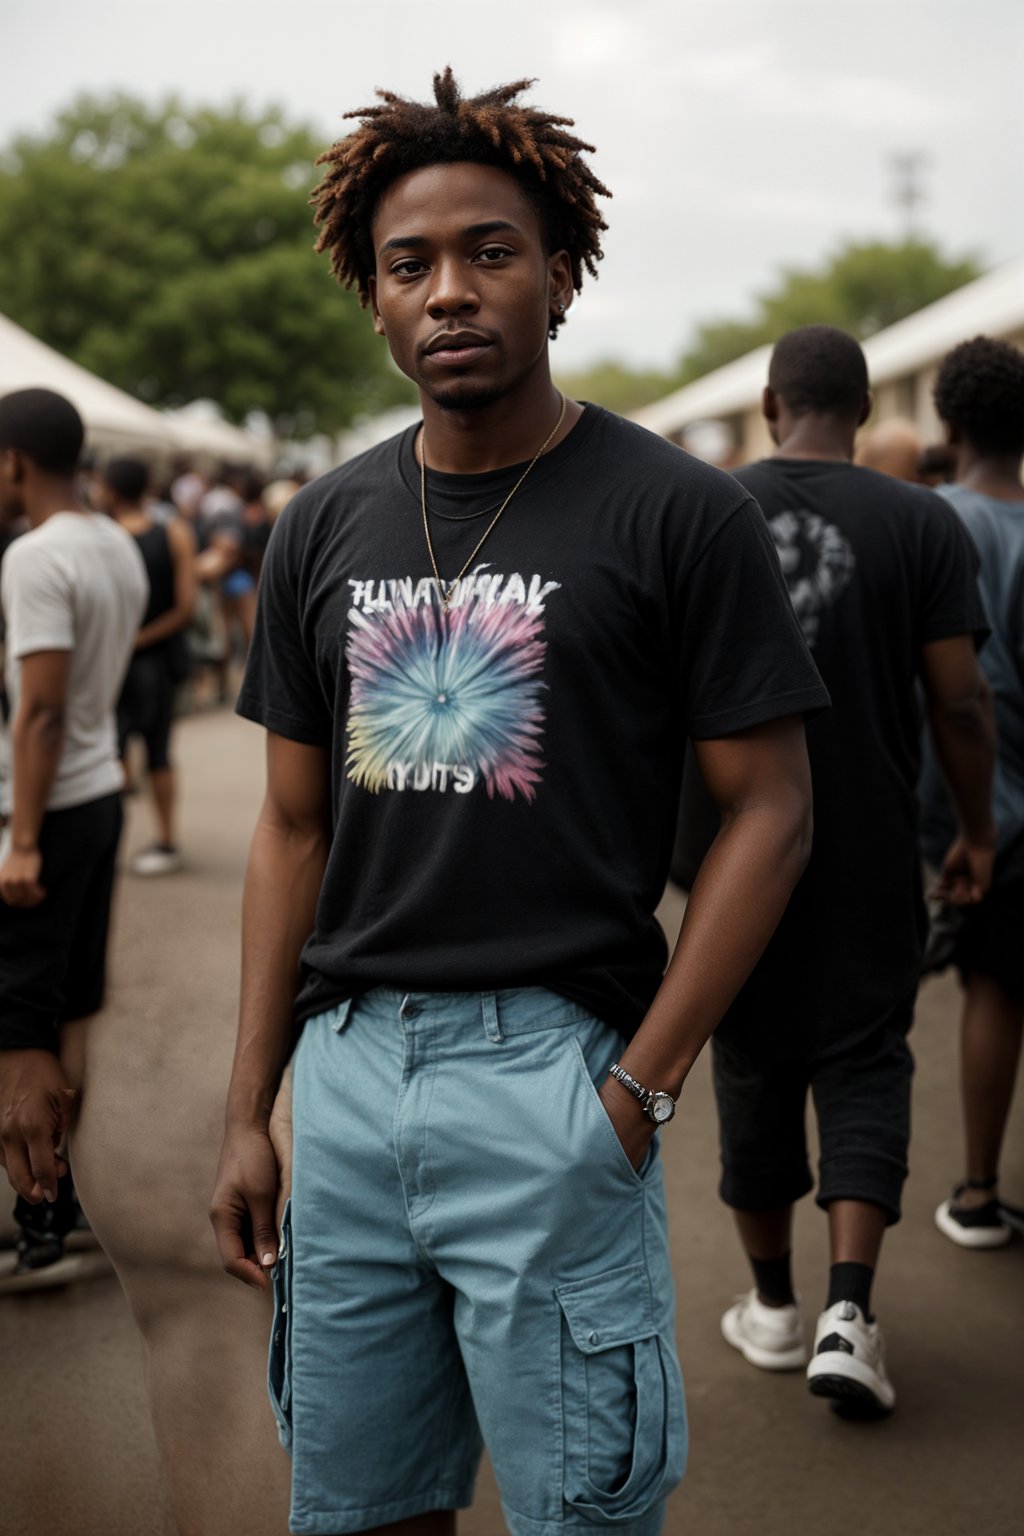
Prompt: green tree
<box><xmin>552</xmin><ymin>359</ymin><xmax>676</xmax><ymax>417</ymax></box>
<box><xmin>677</xmin><ymin>238</ymin><xmax>981</xmax><ymax>385</ymax></box>
<box><xmin>0</xmin><ymin>95</ymin><xmax>411</xmax><ymax>435</ymax></box>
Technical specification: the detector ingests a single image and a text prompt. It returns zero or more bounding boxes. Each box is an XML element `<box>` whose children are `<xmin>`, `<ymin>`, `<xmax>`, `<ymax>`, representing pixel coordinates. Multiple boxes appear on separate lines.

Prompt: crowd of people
<box><xmin>0</xmin><ymin>66</ymin><xmax>1021</xmax><ymax>1536</ymax></box>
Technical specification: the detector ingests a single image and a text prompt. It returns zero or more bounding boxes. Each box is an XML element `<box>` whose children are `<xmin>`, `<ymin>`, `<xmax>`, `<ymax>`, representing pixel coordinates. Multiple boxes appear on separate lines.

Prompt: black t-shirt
<box><xmin>237</xmin><ymin>406</ymin><xmax>827</xmax><ymax>1038</ymax></box>
<box><xmin>686</xmin><ymin>457</ymin><xmax>987</xmax><ymax>1057</ymax></box>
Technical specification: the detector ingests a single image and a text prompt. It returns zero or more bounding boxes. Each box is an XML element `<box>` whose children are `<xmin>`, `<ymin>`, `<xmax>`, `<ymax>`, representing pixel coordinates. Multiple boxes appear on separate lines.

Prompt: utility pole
<box><xmin>889</xmin><ymin>151</ymin><xmax>928</xmax><ymax>243</ymax></box>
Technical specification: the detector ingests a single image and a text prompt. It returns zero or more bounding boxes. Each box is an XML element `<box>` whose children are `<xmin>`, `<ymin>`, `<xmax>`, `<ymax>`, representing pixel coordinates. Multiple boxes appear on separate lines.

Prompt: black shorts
<box><xmin>117</xmin><ymin>650</ymin><xmax>175</xmax><ymax>771</ymax></box>
<box><xmin>953</xmin><ymin>879</ymin><xmax>1024</xmax><ymax>1004</ymax></box>
<box><xmin>712</xmin><ymin>991</ymin><xmax>916</xmax><ymax>1227</ymax></box>
<box><xmin>0</xmin><ymin>793</ymin><xmax>123</xmax><ymax>1051</ymax></box>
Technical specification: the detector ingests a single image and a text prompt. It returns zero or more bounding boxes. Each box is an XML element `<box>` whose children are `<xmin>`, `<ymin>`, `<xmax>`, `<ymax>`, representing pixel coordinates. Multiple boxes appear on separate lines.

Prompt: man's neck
<box><xmin>417</xmin><ymin>372</ymin><xmax>580</xmax><ymax>475</ymax></box>
<box><xmin>772</xmin><ymin>415</ymin><xmax>854</xmax><ymax>463</ymax></box>
<box><xmin>955</xmin><ymin>445</ymin><xmax>1024</xmax><ymax>502</ymax></box>
<box><xmin>25</xmin><ymin>479</ymin><xmax>85</xmax><ymax>530</ymax></box>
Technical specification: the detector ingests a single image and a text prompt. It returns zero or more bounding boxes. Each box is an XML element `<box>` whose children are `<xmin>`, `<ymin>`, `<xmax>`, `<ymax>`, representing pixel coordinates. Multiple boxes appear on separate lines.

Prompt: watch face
<box><xmin>651</xmin><ymin>1093</ymin><xmax>675</xmax><ymax>1124</ymax></box>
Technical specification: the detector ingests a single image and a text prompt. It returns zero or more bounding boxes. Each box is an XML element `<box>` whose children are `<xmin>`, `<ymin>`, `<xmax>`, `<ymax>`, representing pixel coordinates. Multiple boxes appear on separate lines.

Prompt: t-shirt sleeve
<box><xmin>5</xmin><ymin>544</ymin><xmax>74</xmax><ymax>657</ymax></box>
<box><xmin>917</xmin><ymin>497</ymin><xmax>990</xmax><ymax>647</ymax></box>
<box><xmin>235</xmin><ymin>506</ymin><xmax>332</xmax><ymax>745</ymax></box>
<box><xmin>677</xmin><ymin>499</ymin><xmax>830</xmax><ymax>739</ymax></box>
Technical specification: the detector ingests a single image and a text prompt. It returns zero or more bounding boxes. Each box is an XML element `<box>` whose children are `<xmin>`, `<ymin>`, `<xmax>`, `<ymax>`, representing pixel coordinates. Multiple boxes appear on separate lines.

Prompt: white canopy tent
<box><xmin>0</xmin><ymin>312</ymin><xmax>268</xmax><ymax>463</ymax></box>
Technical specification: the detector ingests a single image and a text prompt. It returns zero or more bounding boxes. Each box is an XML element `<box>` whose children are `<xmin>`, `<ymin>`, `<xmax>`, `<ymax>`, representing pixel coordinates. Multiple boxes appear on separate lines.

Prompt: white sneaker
<box><xmin>806</xmin><ymin>1300</ymin><xmax>895</xmax><ymax>1415</ymax></box>
<box><xmin>935</xmin><ymin>1193</ymin><xmax>1012</xmax><ymax>1249</ymax></box>
<box><xmin>130</xmin><ymin>844</ymin><xmax>183</xmax><ymax>876</ymax></box>
<box><xmin>721</xmin><ymin>1288</ymin><xmax>807</xmax><ymax>1370</ymax></box>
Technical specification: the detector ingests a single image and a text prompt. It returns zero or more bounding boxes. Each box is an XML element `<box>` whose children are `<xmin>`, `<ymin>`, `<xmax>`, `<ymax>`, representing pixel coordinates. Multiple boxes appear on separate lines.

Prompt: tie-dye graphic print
<box><xmin>346</xmin><ymin>589</ymin><xmax>549</xmax><ymax>802</ymax></box>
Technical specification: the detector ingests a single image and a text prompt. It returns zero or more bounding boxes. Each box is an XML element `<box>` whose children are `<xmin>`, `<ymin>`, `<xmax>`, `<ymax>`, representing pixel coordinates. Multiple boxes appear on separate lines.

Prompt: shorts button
<box><xmin>588</xmin><ymin>1330</ymin><xmax>601</xmax><ymax>1346</ymax></box>
<box><xmin>401</xmin><ymin>998</ymin><xmax>419</xmax><ymax>1020</ymax></box>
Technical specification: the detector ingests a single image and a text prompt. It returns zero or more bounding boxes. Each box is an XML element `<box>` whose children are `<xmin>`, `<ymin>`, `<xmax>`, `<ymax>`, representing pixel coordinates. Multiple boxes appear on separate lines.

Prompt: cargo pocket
<box><xmin>556</xmin><ymin>1262</ymin><xmax>682</xmax><ymax>1523</ymax></box>
<box><xmin>267</xmin><ymin>1197</ymin><xmax>293</xmax><ymax>1451</ymax></box>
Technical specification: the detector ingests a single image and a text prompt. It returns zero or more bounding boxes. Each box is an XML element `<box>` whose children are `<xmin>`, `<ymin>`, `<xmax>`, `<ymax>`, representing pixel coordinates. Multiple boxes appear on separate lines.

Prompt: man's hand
<box><xmin>210</xmin><ymin>1123</ymin><xmax>282</xmax><ymax>1292</ymax></box>
<box><xmin>0</xmin><ymin>845</ymin><xmax>45</xmax><ymax>907</ymax></box>
<box><xmin>930</xmin><ymin>834</ymin><xmax>996</xmax><ymax>906</ymax></box>
<box><xmin>0</xmin><ymin>1050</ymin><xmax>77</xmax><ymax>1201</ymax></box>
<box><xmin>598</xmin><ymin>1075</ymin><xmax>656</xmax><ymax>1172</ymax></box>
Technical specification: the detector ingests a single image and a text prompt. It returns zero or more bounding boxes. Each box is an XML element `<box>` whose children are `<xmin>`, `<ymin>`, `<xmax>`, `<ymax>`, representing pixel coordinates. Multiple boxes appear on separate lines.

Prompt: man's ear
<box><xmin>367</xmin><ymin>275</ymin><xmax>386</xmax><ymax>338</ymax></box>
<box><xmin>762</xmin><ymin>386</ymin><xmax>778</xmax><ymax>423</ymax></box>
<box><xmin>547</xmin><ymin>249</ymin><xmax>573</xmax><ymax>316</ymax></box>
<box><xmin>0</xmin><ymin>447</ymin><xmax>24</xmax><ymax>486</ymax></box>
<box><xmin>857</xmin><ymin>391</ymin><xmax>873</xmax><ymax>429</ymax></box>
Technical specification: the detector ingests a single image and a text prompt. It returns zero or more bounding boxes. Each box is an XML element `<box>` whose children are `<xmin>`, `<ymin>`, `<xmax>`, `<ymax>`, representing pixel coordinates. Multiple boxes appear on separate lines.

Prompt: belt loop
<box><xmin>481</xmin><ymin>992</ymin><xmax>503</xmax><ymax>1044</ymax></box>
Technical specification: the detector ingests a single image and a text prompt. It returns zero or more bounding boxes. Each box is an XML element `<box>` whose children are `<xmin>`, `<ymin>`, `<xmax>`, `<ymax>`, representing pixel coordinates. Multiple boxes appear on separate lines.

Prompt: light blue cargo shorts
<box><xmin>269</xmin><ymin>987</ymin><xmax>687</xmax><ymax>1535</ymax></box>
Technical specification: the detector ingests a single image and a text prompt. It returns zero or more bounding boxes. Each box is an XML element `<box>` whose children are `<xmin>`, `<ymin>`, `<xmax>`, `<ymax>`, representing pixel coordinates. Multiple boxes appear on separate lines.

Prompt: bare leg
<box><xmin>734</xmin><ymin>1204</ymin><xmax>794</xmax><ymax>1261</ymax></box>
<box><xmin>957</xmin><ymin>972</ymin><xmax>1024</xmax><ymax>1207</ymax></box>
<box><xmin>827</xmin><ymin>1199</ymin><xmax>886</xmax><ymax>1269</ymax></box>
<box><xmin>149</xmin><ymin>766</ymin><xmax>177</xmax><ymax>849</ymax></box>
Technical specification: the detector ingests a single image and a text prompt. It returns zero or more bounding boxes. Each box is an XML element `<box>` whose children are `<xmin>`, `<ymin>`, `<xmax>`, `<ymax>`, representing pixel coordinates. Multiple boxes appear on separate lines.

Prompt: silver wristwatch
<box><xmin>608</xmin><ymin>1063</ymin><xmax>677</xmax><ymax>1125</ymax></box>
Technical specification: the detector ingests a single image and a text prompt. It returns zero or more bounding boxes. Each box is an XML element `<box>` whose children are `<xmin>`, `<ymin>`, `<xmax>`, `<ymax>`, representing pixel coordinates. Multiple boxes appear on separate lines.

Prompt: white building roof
<box><xmin>633</xmin><ymin>255</ymin><xmax>1024</xmax><ymax>439</ymax></box>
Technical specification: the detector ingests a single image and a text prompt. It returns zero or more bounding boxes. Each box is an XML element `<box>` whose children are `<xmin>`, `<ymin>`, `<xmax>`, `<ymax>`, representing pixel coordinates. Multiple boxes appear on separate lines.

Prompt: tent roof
<box><xmin>0</xmin><ymin>314</ymin><xmax>269</xmax><ymax>462</ymax></box>
<box><xmin>633</xmin><ymin>255</ymin><xmax>1024</xmax><ymax>439</ymax></box>
<box><xmin>0</xmin><ymin>311</ymin><xmax>178</xmax><ymax>451</ymax></box>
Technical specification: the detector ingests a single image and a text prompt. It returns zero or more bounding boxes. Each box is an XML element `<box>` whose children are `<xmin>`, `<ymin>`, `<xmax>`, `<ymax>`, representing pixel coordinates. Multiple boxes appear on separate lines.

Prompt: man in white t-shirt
<box><xmin>0</xmin><ymin>387</ymin><xmax>147</xmax><ymax>1282</ymax></box>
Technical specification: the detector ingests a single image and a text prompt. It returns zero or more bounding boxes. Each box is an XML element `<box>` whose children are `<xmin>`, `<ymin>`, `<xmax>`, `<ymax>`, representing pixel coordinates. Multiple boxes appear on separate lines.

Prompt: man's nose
<box><xmin>426</xmin><ymin>257</ymin><xmax>480</xmax><ymax>316</ymax></box>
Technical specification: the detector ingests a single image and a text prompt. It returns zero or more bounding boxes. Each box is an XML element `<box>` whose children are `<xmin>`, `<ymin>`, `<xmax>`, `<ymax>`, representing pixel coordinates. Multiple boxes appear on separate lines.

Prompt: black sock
<box><xmin>827</xmin><ymin>1261</ymin><xmax>874</xmax><ymax>1321</ymax></box>
<box><xmin>750</xmin><ymin>1251</ymin><xmax>795</xmax><ymax>1306</ymax></box>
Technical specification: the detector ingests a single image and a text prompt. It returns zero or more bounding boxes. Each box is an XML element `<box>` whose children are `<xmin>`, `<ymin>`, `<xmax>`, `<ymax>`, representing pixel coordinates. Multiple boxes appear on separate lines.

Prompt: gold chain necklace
<box><xmin>419</xmin><ymin>393</ymin><xmax>567</xmax><ymax>612</ymax></box>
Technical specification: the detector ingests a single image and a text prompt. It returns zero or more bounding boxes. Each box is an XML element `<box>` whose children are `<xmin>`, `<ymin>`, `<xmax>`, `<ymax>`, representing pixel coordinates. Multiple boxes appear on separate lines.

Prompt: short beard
<box><xmin>424</xmin><ymin>379</ymin><xmax>505</xmax><ymax>413</ymax></box>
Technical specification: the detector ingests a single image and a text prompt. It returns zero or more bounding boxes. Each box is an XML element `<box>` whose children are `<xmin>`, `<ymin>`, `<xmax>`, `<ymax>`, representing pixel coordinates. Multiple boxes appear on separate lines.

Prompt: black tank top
<box><xmin>134</xmin><ymin>523</ymin><xmax>176</xmax><ymax>628</ymax></box>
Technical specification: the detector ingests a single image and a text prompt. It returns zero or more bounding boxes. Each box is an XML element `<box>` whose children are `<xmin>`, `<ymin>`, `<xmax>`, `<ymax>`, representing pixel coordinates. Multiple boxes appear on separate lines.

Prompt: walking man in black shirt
<box><xmin>210</xmin><ymin>72</ymin><xmax>827</xmax><ymax>1536</ymax></box>
<box><xmin>705</xmin><ymin>326</ymin><xmax>994</xmax><ymax>1415</ymax></box>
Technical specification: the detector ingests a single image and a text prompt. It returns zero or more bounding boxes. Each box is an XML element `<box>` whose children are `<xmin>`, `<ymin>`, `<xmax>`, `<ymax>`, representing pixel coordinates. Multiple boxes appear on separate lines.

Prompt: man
<box><xmin>921</xmin><ymin>335</ymin><xmax>1024</xmax><ymax>1248</ymax></box>
<box><xmin>695</xmin><ymin>326</ymin><xmax>993</xmax><ymax>1415</ymax></box>
<box><xmin>93</xmin><ymin>454</ymin><xmax>196</xmax><ymax>876</ymax></box>
<box><xmin>211</xmin><ymin>71</ymin><xmax>828</xmax><ymax>1536</ymax></box>
<box><xmin>0</xmin><ymin>388</ymin><xmax>147</xmax><ymax>1280</ymax></box>
<box><xmin>854</xmin><ymin>416</ymin><xmax>925</xmax><ymax>483</ymax></box>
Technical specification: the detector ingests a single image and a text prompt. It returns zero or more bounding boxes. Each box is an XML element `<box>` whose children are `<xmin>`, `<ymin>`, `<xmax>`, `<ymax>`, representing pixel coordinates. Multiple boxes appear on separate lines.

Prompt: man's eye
<box><xmin>392</xmin><ymin>260</ymin><xmax>426</xmax><ymax>277</ymax></box>
<box><xmin>476</xmin><ymin>246</ymin><xmax>512</xmax><ymax>262</ymax></box>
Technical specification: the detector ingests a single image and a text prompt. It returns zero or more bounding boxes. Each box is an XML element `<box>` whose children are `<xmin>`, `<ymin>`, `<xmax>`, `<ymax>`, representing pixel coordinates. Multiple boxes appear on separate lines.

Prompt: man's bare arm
<box><xmin>920</xmin><ymin>635</ymin><xmax>997</xmax><ymax>904</ymax></box>
<box><xmin>600</xmin><ymin>715</ymin><xmax>813</xmax><ymax>1167</ymax></box>
<box><xmin>210</xmin><ymin>731</ymin><xmax>330</xmax><ymax>1290</ymax></box>
<box><xmin>0</xmin><ymin>649</ymin><xmax>75</xmax><ymax>1206</ymax></box>
<box><xmin>1</xmin><ymin>649</ymin><xmax>70</xmax><ymax>908</ymax></box>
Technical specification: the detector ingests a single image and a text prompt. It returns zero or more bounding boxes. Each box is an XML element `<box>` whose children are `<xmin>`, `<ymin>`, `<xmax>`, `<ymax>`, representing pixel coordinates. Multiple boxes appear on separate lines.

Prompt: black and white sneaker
<box><xmin>998</xmin><ymin>1199</ymin><xmax>1024</xmax><ymax>1235</ymax></box>
<box><xmin>806</xmin><ymin>1300</ymin><xmax>895</xmax><ymax>1416</ymax></box>
<box><xmin>935</xmin><ymin>1186</ymin><xmax>1013</xmax><ymax>1249</ymax></box>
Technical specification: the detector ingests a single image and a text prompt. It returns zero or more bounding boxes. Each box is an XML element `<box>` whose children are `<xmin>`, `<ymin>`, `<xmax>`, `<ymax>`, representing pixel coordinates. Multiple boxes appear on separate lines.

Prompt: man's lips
<box><xmin>423</xmin><ymin>333</ymin><xmax>494</xmax><ymax>366</ymax></box>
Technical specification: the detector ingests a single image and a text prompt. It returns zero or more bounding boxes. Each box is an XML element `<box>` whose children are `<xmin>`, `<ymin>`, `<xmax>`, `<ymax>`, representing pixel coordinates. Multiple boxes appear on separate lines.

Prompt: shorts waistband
<box><xmin>316</xmin><ymin>987</ymin><xmax>596</xmax><ymax>1043</ymax></box>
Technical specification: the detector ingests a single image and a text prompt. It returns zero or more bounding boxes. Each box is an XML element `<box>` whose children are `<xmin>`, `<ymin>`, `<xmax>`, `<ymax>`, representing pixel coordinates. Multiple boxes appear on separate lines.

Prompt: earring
<box><xmin>557</xmin><ymin>302</ymin><xmax>566</xmax><ymax>313</ymax></box>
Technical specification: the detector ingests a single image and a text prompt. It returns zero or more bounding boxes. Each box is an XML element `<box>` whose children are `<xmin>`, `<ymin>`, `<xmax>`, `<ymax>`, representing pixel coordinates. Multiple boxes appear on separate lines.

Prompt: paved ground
<box><xmin>2</xmin><ymin>704</ymin><xmax>1022</xmax><ymax>1536</ymax></box>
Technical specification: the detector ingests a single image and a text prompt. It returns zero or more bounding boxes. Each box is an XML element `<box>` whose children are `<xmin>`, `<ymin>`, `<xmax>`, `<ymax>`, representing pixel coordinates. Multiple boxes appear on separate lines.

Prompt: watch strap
<box><xmin>608</xmin><ymin>1062</ymin><xmax>651</xmax><ymax>1109</ymax></box>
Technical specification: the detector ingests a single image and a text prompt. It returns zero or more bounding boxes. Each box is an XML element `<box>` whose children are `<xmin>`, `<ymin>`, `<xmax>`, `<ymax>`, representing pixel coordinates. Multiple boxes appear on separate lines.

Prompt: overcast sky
<box><xmin>3</xmin><ymin>0</ymin><xmax>1022</xmax><ymax>372</ymax></box>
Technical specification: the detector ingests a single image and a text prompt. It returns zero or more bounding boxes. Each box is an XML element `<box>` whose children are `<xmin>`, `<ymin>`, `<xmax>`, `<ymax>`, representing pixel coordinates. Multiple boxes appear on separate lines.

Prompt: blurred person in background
<box><xmin>94</xmin><ymin>455</ymin><xmax>197</xmax><ymax>876</ymax></box>
<box><xmin>917</xmin><ymin>442</ymin><xmax>958</xmax><ymax>488</ymax></box>
<box><xmin>854</xmin><ymin>416</ymin><xmax>925</xmax><ymax>483</ymax></box>
<box><xmin>196</xmin><ymin>465</ymin><xmax>267</xmax><ymax>674</ymax></box>
<box><xmin>684</xmin><ymin>327</ymin><xmax>994</xmax><ymax>1416</ymax></box>
<box><xmin>921</xmin><ymin>336</ymin><xmax>1024</xmax><ymax>1248</ymax></box>
<box><xmin>0</xmin><ymin>389</ymin><xmax>147</xmax><ymax>1284</ymax></box>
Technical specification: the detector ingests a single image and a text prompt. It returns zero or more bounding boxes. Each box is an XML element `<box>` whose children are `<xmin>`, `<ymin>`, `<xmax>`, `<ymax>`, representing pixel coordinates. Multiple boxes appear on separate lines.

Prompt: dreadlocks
<box><xmin>312</xmin><ymin>67</ymin><xmax>610</xmax><ymax>337</ymax></box>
